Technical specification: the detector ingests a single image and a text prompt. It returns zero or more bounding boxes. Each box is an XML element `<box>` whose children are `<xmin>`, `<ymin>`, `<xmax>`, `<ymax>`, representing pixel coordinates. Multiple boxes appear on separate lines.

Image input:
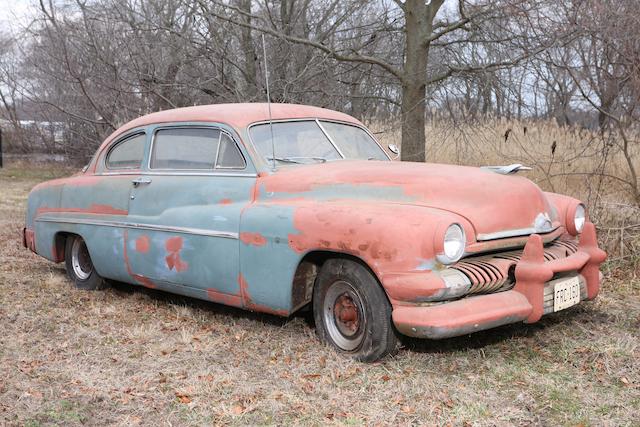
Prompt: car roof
<box><xmin>116</xmin><ymin>103</ymin><xmax>360</xmax><ymax>134</ymax></box>
<box><xmin>90</xmin><ymin>103</ymin><xmax>363</xmax><ymax>173</ymax></box>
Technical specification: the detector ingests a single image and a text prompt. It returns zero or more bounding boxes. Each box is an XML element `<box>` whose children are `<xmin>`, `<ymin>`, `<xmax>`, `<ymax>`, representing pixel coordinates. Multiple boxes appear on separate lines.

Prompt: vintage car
<box><xmin>24</xmin><ymin>103</ymin><xmax>607</xmax><ymax>361</ymax></box>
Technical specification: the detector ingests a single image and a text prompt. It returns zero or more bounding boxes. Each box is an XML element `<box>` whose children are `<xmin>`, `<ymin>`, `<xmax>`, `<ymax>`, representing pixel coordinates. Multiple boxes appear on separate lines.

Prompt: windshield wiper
<box><xmin>267</xmin><ymin>156</ymin><xmax>327</xmax><ymax>164</ymax></box>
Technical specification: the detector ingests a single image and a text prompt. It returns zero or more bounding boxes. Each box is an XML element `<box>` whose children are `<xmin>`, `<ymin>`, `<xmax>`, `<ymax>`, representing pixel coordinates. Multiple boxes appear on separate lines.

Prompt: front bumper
<box><xmin>392</xmin><ymin>222</ymin><xmax>607</xmax><ymax>339</ymax></box>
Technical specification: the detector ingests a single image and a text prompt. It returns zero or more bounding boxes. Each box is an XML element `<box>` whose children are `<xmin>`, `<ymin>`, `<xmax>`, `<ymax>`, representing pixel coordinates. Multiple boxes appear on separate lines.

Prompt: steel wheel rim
<box><xmin>71</xmin><ymin>237</ymin><xmax>92</xmax><ymax>281</ymax></box>
<box><xmin>323</xmin><ymin>280</ymin><xmax>366</xmax><ymax>351</ymax></box>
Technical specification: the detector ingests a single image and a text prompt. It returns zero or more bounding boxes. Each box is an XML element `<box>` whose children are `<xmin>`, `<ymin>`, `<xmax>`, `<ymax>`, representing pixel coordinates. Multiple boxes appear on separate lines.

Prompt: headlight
<box><xmin>566</xmin><ymin>202</ymin><xmax>587</xmax><ymax>235</ymax></box>
<box><xmin>574</xmin><ymin>204</ymin><xmax>586</xmax><ymax>233</ymax></box>
<box><xmin>437</xmin><ymin>223</ymin><xmax>466</xmax><ymax>264</ymax></box>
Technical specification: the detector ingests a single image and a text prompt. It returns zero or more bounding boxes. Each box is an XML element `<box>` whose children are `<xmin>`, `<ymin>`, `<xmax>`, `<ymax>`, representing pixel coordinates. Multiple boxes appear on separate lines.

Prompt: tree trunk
<box><xmin>237</xmin><ymin>0</ymin><xmax>257</xmax><ymax>99</ymax></box>
<box><xmin>400</xmin><ymin>0</ymin><xmax>435</xmax><ymax>162</ymax></box>
<box><xmin>401</xmin><ymin>77</ymin><xmax>427</xmax><ymax>162</ymax></box>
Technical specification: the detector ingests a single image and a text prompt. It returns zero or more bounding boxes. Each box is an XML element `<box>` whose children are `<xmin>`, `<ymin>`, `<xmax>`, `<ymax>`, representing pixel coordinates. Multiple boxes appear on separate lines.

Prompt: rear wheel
<box><xmin>313</xmin><ymin>259</ymin><xmax>398</xmax><ymax>362</ymax></box>
<box><xmin>64</xmin><ymin>235</ymin><xmax>108</xmax><ymax>290</ymax></box>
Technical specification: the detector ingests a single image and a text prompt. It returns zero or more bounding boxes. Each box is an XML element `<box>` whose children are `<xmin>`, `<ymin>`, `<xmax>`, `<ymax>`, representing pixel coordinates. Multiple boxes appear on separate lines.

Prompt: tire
<box><xmin>64</xmin><ymin>235</ymin><xmax>108</xmax><ymax>290</ymax></box>
<box><xmin>313</xmin><ymin>258</ymin><xmax>398</xmax><ymax>362</ymax></box>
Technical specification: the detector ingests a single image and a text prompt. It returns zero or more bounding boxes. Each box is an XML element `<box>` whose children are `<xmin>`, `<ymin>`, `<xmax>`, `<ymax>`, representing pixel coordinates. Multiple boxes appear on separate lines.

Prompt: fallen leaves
<box><xmin>175</xmin><ymin>391</ymin><xmax>192</xmax><ymax>404</ymax></box>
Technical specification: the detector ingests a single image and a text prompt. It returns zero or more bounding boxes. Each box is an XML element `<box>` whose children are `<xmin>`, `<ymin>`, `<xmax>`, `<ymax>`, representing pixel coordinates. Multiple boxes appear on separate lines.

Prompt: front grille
<box><xmin>451</xmin><ymin>238</ymin><xmax>579</xmax><ymax>295</ymax></box>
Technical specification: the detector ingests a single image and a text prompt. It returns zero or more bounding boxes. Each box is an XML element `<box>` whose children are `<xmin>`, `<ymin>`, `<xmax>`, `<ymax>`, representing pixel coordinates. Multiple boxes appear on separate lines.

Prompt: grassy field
<box><xmin>0</xmin><ymin>162</ymin><xmax>638</xmax><ymax>426</ymax></box>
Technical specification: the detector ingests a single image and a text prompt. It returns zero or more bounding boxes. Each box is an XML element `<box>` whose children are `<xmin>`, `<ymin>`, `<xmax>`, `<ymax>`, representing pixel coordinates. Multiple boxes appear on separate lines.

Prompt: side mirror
<box><xmin>388</xmin><ymin>144</ymin><xmax>400</xmax><ymax>160</ymax></box>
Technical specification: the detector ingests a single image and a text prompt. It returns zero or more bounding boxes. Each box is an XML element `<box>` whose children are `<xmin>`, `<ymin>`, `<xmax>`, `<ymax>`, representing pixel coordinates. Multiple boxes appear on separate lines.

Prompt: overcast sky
<box><xmin>0</xmin><ymin>0</ymin><xmax>33</xmax><ymax>34</ymax></box>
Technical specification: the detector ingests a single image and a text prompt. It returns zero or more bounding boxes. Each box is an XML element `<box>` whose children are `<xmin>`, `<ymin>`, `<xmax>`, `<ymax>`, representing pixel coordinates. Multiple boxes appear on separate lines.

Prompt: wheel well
<box><xmin>52</xmin><ymin>231</ymin><xmax>74</xmax><ymax>263</ymax></box>
<box><xmin>290</xmin><ymin>251</ymin><xmax>386</xmax><ymax>312</ymax></box>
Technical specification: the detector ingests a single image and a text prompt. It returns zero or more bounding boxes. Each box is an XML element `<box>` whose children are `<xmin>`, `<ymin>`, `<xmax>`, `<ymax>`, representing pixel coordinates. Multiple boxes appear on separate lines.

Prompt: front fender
<box><xmin>544</xmin><ymin>192</ymin><xmax>585</xmax><ymax>234</ymax></box>
<box><xmin>239</xmin><ymin>200</ymin><xmax>474</xmax><ymax>310</ymax></box>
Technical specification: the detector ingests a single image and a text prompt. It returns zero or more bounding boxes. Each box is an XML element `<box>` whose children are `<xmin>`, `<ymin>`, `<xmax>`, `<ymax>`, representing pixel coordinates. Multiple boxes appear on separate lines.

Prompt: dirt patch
<box><xmin>1</xmin><ymin>164</ymin><xmax>638</xmax><ymax>426</ymax></box>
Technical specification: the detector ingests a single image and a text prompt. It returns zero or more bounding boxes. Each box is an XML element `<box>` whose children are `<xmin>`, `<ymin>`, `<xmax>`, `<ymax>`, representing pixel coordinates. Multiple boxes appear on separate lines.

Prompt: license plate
<box><xmin>553</xmin><ymin>276</ymin><xmax>581</xmax><ymax>312</ymax></box>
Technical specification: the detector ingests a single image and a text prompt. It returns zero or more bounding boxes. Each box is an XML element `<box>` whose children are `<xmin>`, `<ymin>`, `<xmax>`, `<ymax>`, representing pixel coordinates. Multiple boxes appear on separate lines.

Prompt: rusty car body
<box><xmin>23</xmin><ymin>103</ymin><xmax>607</xmax><ymax>361</ymax></box>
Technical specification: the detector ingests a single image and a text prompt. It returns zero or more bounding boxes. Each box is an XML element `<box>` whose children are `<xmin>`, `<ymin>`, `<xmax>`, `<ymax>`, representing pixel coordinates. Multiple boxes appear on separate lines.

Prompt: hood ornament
<box><xmin>534</xmin><ymin>212</ymin><xmax>553</xmax><ymax>233</ymax></box>
<box><xmin>481</xmin><ymin>164</ymin><xmax>532</xmax><ymax>175</ymax></box>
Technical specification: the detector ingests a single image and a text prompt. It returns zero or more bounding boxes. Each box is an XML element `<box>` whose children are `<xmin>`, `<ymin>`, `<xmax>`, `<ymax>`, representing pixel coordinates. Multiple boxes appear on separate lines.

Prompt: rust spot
<box><xmin>218</xmin><ymin>198</ymin><xmax>233</xmax><ymax>205</ymax></box>
<box><xmin>135</xmin><ymin>235</ymin><xmax>150</xmax><ymax>253</ymax></box>
<box><xmin>24</xmin><ymin>229</ymin><xmax>36</xmax><ymax>252</ymax></box>
<box><xmin>238</xmin><ymin>273</ymin><xmax>250</xmax><ymax>303</ymax></box>
<box><xmin>165</xmin><ymin>237</ymin><xmax>188</xmax><ymax>272</ymax></box>
<box><xmin>239</xmin><ymin>232</ymin><xmax>267</xmax><ymax>247</ymax></box>
<box><xmin>206</xmin><ymin>288</ymin><xmax>243</xmax><ymax>307</ymax></box>
<box><xmin>134</xmin><ymin>274</ymin><xmax>157</xmax><ymax>289</ymax></box>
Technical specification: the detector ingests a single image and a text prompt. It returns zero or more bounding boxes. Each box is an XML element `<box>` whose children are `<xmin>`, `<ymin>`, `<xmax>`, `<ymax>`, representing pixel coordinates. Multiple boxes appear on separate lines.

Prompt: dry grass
<box><xmin>1</xmin><ymin>161</ymin><xmax>639</xmax><ymax>426</ymax></box>
<box><xmin>373</xmin><ymin>118</ymin><xmax>639</xmax><ymax>202</ymax></box>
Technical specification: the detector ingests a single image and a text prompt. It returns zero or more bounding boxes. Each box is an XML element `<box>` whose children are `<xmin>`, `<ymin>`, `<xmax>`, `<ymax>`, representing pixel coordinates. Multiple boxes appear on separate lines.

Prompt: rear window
<box><xmin>105</xmin><ymin>133</ymin><xmax>145</xmax><ymax>169</ymax></box>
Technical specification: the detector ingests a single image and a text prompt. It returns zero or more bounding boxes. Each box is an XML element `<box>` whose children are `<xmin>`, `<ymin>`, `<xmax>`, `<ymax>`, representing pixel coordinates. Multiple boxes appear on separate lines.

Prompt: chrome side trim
<box><xmin>476</xmin><ymin>225</ymin><xmax>560</xmax><ymax>241</ymax></box>
<box><xmin>35</xmin><ymin>217</ymin><xmax>239</xmax><ymax>239</ymax></box>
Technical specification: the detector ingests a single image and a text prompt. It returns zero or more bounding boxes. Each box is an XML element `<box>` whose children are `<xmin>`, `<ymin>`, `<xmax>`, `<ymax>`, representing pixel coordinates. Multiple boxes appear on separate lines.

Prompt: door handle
<box><xmin>132</xmin><ymin>177</ymin><xmax>152</xmax><ymax>187</ymax></box>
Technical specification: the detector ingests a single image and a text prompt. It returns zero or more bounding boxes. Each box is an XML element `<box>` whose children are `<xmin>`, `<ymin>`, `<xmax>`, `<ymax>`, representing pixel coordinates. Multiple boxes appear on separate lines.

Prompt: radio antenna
<box><xmin>261</xmin><ymin>34</ymin><xmax>276</xmax><ymax>169</ymax></box>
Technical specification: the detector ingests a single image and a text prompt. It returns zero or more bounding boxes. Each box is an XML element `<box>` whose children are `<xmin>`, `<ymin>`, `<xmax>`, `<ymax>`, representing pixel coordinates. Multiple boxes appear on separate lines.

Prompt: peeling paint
<box><xmin>165</xmin><ymin>237</ymin><xmax>188</xmax><ymax>272</ymax></box>
<box><xmin>135</xmin><ymin>235</ymin><xmax>150</xmax><ymax>253</ymax></box>
<box><xmin>239</xmin><ymin>232</ymin><xmax>267</xmax><ymax>247</ymax></box>
<box><xmin>36</xmin><ymin>203</ymin><xmax>127</xmax><ymax>218</ymax></box>
<box><xmin>123</xmin><ymin>230</ymin><xmax>157</xmax><ymax>289</ymax></box>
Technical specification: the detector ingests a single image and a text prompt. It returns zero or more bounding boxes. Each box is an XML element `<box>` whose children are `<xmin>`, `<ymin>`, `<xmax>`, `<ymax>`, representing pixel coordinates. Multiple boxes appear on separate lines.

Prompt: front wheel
<box><xmin>64</xmin><ymin>235</ymin><xmax>108</xmax><ymax>290</ymax></box>
<box><xmin>313</xmin><ymin>259</ymin><xmax>398</xmax><ymax>362</ymax></box>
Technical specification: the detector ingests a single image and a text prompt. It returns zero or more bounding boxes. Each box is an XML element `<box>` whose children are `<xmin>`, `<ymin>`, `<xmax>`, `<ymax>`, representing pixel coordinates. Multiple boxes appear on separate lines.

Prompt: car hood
<box><xmin>258</xmin><ymin>160</ymin><xmax>558</xmax><ymax>239</ymax></box>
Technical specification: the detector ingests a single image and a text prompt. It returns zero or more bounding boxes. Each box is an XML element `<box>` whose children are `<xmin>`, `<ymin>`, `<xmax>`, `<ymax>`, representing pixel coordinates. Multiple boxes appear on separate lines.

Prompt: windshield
<box><xmin>249</xmin><ymin>120</ymin><xmax>388</xmax><ymax>165</ymax></box>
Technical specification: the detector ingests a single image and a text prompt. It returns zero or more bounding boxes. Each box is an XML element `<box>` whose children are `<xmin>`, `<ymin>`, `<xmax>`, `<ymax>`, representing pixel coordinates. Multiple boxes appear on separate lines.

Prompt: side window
<box><xmin>151</xmin><ymin>128</ymin><xmax>220</xmax><ymax>169</ymax></box>
<box><xmin>105</xmin><ymin>133</ymin><xmax>146</xmax><ymax>169</ymax></box>
<box><xmin>216</xmin><ymin>133</ymin><xmax>245</xmax><ymax>169</ymax></box>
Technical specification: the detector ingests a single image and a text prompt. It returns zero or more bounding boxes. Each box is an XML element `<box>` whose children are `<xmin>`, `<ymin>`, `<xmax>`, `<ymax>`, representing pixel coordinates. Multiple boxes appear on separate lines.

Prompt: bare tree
<box><xmin>204</xmin><ymin>0</ymin><xmax>562</xmax><ymax>161</ymax></box>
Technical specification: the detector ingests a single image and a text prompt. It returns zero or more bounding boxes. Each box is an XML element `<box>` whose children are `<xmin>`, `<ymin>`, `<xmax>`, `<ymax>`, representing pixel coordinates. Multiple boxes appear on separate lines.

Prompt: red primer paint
<box><xmin>206</xmin><ymin>289</ymin><xmax>243</xmax><ymax>307</ymax></box>
<box><xmin>123</xmin><ymin>230</ymin><xmax>157</xmax><ymax>289</ymax></box>
<box><xmin>239</xmin><ymin>232</ymin><xmax>267</xmax><ymax>247</ymax></box>
<box><xmin>135</xmin><ymin>235</ymin><xmax>150</xmax><ymax>253</ymax></box>
<box><xmin>392</xmin><ymin>290</ymin><xmax>533</xmax><ymax>338</ymax></box>
<box><xmin>284</xmin><ymin>201</ymin><xmax>452</xmax><ymax>282</ymax></box>
<box><xmin>36</xmin><ymin>203</ymin><xmax>127</xmax><ymax>218</ymax></box>
<box><xmin>257</xmin><ymin>160</ymin><xmax>559</xmax><ymax>236</ymax></box>
<box><xmin>165</xmin><ymin>237</ymin><xmax>188</xmax><ymax>272</ymax></box>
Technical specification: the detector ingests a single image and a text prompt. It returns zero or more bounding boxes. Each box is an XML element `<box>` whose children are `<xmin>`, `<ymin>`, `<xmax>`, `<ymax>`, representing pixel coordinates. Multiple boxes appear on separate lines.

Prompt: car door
<box><xmin>124</xmin><ymin>124</ymin><xmax>255</xmax><ymax>302</ymax></box>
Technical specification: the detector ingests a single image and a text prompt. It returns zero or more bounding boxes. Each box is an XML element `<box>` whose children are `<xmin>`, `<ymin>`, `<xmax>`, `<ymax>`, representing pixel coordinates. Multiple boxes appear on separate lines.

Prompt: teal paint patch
<box><xmin>258</xmin><ymin>182</ymin><xmax>417</xmax><ymax>204</ymax></box>
<box><xmin>239</xmin><ymin>203</ymin><xmax>302</xmax><ymax>312</ymax></box>
<box><xmin>416</xmin><ymin>259</ymin><xmax>436</xmax><ymax>271</ymax></box>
